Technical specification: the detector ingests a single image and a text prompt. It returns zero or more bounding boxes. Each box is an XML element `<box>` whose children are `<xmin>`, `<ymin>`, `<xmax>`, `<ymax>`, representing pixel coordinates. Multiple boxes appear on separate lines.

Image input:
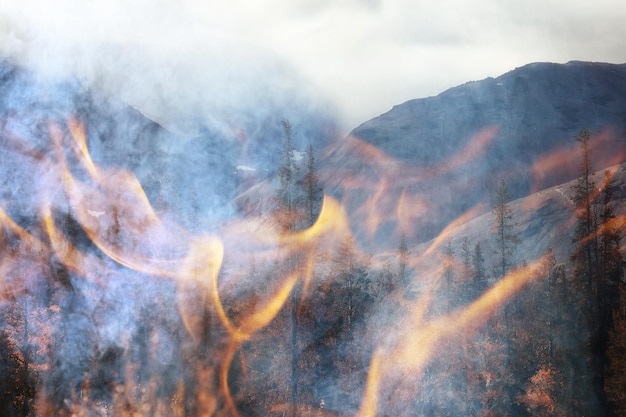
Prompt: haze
<box><xmin>1</xmin><ymin>0</ymin><xmax>625</xmax><ymax>129</ymax></box>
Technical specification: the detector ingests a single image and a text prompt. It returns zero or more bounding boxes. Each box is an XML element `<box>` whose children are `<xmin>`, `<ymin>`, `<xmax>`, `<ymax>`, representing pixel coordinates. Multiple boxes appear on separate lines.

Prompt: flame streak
<box><xmin>361</xmin><ymin>256</ymin><xmax>547</xmax><ymax>414</ymax></box>
<box><xmin>52</xmin><ymin>121</ymin><xmax>201</xmax><ymax>279</ymax></box>
<box><xmin>2</xmin><ymin>114</ymin><xmax>617</xmax><ymax>417</ymax></box>
<box><xmin>323</xmin><ymin>128</ymin><xmax>498</xmax><ymax>242</ymax></box>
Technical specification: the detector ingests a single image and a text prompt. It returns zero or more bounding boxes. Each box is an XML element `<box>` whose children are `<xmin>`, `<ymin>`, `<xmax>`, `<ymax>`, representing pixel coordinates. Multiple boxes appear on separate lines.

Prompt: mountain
<box><xmin>329</xmin><ymin>61</ymin><xmax>626</xmax><ymax>248</ymax></box>
<box><xmin>1</xmin><ymin>55</ymin><xmax>625</xmax><ymax>416</ymax></box>
<box><xmin>0</xmin><ymin>59</ymin><xmax>337</xmax><ymax>232</ymax></box>
<box><xmin>411</xmin><ymin>162</ymin><xmax>626</xmax><ymax>270</ymax></box>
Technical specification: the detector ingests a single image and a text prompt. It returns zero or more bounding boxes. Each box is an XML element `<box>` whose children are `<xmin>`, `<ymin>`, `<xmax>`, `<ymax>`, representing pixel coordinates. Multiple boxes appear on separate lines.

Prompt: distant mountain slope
<box><xmin>0</xmin><ymin>59</ymin><xmax>337</xmax><ymax>231</ymax></box>
<box><xmin>331</xmin><ymin>62</ymin><xmax>626</xmax><ymax>247</ymax></box>
<box><xmin>351</xmin><ymin>61</ymin><xmax>626</xmax><ymax>193</ymax></box>
<box><xmin>432</xmin><ymin>162</ymin><xmax>626</xmax><ymax>268</ymax></box>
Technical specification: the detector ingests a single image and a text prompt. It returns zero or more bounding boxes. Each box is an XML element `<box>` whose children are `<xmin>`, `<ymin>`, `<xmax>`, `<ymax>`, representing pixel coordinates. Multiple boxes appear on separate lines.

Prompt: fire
<box><xmin>1</xmin><ymin>113</ymin><xmax>619</xmax><ymax>417</ymax></box>
<box><xmin>322</xmin><ymin>127</ymin><xmax>499</xmax><ymax>248</ymax></box>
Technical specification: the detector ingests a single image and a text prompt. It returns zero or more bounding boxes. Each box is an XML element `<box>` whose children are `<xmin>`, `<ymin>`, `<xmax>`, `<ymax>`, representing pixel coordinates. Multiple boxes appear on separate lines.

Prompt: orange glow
<box><xmin>420</xmin><ymin>205</ymin><xmax>483</xmax><ymax>260</ymax></box>
<box><xmin>67</xmin><ymin>117</ymin><xmax>100</xmax><ymax>180</ymax></box>
<box><xmin>178</xmin><ymin>237</ymin><xmax>224</xmax><ymax>341</ymax></box>
<box><xmin>321</xmin><ymin>127</ymin><xmax>499</xmax><ymax>246</ymax></box>
<box><xmin>530</xmin><ymin>142</ymin><xmax>581</xmax><ymax>193</ymax></box>
<box><xmin>396</xmin><ymin>189</ymin><xmax>429</xmax><ymax>238</ymax></box>
<box><xmin>370</xmin><ymin>256</ymin><xmax>547</xmax><ymax>407</ymax></box>
<box><xmin>2</xmin><ymin>112</ymin><xmax>622</xmax><ymax>417</ymax></box>
<box><xmin>424</xmin><ymin>126</ymin><xmax>499</xmax><ymax>181</ymax></box>
<box><xmin>357</xmin><ymin>351</ymin><xmax>381</xmax><ymax>417</ymax></box>
<box><xmin>530</xmin><ymin>128</ymin><xmax>626</xmax><ymax>194</ymax></box>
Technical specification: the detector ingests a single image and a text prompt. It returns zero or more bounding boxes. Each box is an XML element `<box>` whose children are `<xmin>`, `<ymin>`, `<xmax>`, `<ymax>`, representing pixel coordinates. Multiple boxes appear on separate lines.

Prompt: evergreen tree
<box><xmin>570</xmin><ymin>129</ymin><xmax>597</xmax><ymax>299</ymax></box>
<box><xmin>471</xmin><ymin>241</ymin><xmax>486</xmax><ymax>299</ymax></box>
<box><xmin>458</xmin><ymin>236</ymin><xmax>474</xmax><ymax>303</ymax></box>
<box><xmin>492</xmin><ymin>178</ymin><xmax>519</xmax><ymax>279</ymax></box>
<box><xmin>460</xmin><ymin>237</ymin><xmax>472</xmax><ymax>279</ymax></box>
<box><xmin>271</xmin><ymin>120</ymin><xmax>324</xmax><ymax>416</ymax></box>
<box><xmin>275</xmin><ymin>119</ymin><xmax>303</xmax><ymax>233</ymax></box>
<box><xmin>568</xmin><ymin>129</ymin><xmax>625</xmax><ymax>415</ymax></box>
<box><xmin>398</xmin><ymin>233</ymin><xmax>411</xmax><ymax>296</ymax></box>
<box><xmin>0</xmin><ymin>329</ymin><xmax>24</xmax><ymax>417</ymax></box>
<box><xmin>303</xmin><ymin>143</ymin><xmax>323</xmax><ymax>227</ymax></box>
<box><xmin>598</xmin><ymin>170</ymin><xmax>624</xmax><ymax>321</ymax></box>
<box><xmin>273</xmin><ymin>119</ymin><xmax>303</xmax><ymax>416</ymax></box>
<box><xmin>491</xmin><ymin>179</ymin><xmax>519</xmax><ymax>389</ymax></box>
<box><xmin>442</xmin><ymin>242</ymin><xmax>455</xmax><ymax>312</ymax></box>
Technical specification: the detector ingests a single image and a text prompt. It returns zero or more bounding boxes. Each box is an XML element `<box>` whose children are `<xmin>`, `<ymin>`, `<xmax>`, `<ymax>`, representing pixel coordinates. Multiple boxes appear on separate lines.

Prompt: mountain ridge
<box><xmin>337</xmin><ymin>61</ymin><xmax>626</xmax><ymax>248</ymax></box>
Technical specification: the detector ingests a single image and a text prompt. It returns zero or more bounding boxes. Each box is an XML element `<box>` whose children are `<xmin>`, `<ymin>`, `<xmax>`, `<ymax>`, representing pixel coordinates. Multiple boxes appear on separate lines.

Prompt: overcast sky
<box><xmin>1</xmin><ymin>0</ymin><xmax>626</xmax><ymax>130</ymax></box>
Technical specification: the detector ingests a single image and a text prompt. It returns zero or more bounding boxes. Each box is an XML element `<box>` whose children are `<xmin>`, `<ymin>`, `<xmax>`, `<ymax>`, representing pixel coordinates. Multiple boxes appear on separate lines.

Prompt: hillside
<box><xmin>326</xmin><ymin>61</ymin><xmax>626</xmax><ymax>248</ymax></box>
<box><xmin>411</xmin><ymin>162</ymin><xmax>626</xmax><ymax>272</ymax></box>
<box><xmin>0</xmin><ymin>57</ymin><xmax>625</xmax><ymax>416</ymax></box>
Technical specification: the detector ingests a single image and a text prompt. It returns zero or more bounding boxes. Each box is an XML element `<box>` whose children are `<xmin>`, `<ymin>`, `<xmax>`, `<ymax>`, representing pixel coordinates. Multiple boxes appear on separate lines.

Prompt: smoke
<box><xmin>0</xmin><ymin>4</ymin><xmax>623</xmax><ymax>416</ymax></box>
<box><xmin>0</xmin><ymin>4</ymin><xmax>343</xmax><ymax>415</ymax></box>
<box><xmin>0</xmin><ymin>1</ymin><xmax>337</xmax><ymax>137</ymax></box>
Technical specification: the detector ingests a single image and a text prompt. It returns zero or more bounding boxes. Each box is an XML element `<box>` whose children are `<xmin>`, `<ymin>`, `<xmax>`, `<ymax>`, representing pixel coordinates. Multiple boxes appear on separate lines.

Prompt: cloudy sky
<box><xmin>1</xmin><ymin>0</ymin><xmax>626</xmax><ymax>130</ymax></box>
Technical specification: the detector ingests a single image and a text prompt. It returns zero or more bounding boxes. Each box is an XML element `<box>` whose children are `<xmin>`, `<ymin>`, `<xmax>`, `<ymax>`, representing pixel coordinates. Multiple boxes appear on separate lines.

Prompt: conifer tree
<box><xmin>598</xmin><ymin>170</ymin><xmax>624</xmax><ymax>319</ymax></box>
<box><xmin>398</xmin><ymin>233</ymin><xmax>410</xmax><ymax>296</ymax></box>
<box><xmin>568</xmin><ymin>129</ymin><xmax>625</xmax><ymax>415</ymax></box>
<box><xmin>275</xmin><ymin>119</ymin><xmax>303</xmax><ymax>233</ymax></box>
<box><xmin>273</xmin><ymin>119</ymin><xmax>303</xmax><ymax>416</ymax></box>
<box><xmin>571</xmin><ymin>129</ymin><xmax>597</xmax><ymax>298</ymax></box>
<box><xmin>303</xmin><ymin>143</ymin><xmax>322</xmax><ymax>227</ymax></box>
<box><xmin>460</xmin><ymin>237</ymin><xmax>472</xmax><ymax>279</ymax></box>
<box><xmin>471</xmin><ymin>242</ymin><xmax>486</xmax><ymax>299</ymax></box>
<box><xmin>458</xmin><ymin>237</ymin><xmax>476</xmax><ymax>303</ymax></box>
<box><xmin>442</xmin><ymin>242</ymin><xmax>455</xmax><ymax>312</ymax></box>
<box><xmin>492</xmin><ymin>178</ymin><xmax>519</xmax><ymax>279</ymax></box>
<box><xmin>491</xmin><ymin>179</ymin><xmax>519</xmax><ymax>378</ymax></box>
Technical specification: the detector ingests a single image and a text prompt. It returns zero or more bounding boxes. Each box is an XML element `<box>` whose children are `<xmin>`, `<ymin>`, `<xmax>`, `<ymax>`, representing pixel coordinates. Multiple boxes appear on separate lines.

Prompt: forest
<box><xmin>0</xmin><ymin>119</ymin><xmax>625</xmax><ymax>417</ymax></box>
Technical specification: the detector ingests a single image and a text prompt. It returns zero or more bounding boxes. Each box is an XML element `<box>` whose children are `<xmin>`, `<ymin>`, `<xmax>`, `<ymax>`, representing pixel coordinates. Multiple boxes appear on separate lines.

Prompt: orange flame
<box><xmin>360</xmin><ymin>255</ymin><xmax>548</xmax><ymax>414</ymax></box>
<box><xmin>2</xmin><ymin>114</ymin><xmax>620</xmax><ymax>417</ymax></box>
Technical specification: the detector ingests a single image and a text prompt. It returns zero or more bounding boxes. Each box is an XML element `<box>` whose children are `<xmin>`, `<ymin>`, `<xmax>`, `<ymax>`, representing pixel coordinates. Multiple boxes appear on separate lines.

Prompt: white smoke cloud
<box><xmin>0</xmin><ymin>0</ymin><xmax>331</xmax><ymax>135</ymax></box>
<box><xmin>1</xmin><ymin>0</ymin><xmax>625</xmax><ymax>129</ymax></box>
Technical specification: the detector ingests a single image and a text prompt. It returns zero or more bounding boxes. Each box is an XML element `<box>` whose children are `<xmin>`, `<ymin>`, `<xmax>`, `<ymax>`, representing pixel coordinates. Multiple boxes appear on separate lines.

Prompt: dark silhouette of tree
<box><xmin>397</xmin><ymin>233</ymin><xmax>410</xmax><ymax>296</ymax></box>
<box><xmin>460</xmin><ymin>237</ymin><xmax>471</xmax><ymax>275</ymax></box>
<box><xmin>441</xmin><ymin>242</ymin><xmax>455</xmax><ymax>312</ymax></box>
<box><xmin>303</xmin><ymin>143</ymin><xmax>322</xmax><ymax>226</ymax></box>
<box><xmin>492</xmin><ymin>178</ymin><xmax>519</xmax><ymax>279</ymax></box>
<box><xmin>270</xmin><ymin>120</ymin><xmax>324</xmax><ymax>416</ymax></box>
<box><xmin>491</xmin><ymin>178</ymin><xmax>518</xmax><ymax>380</ymax></box>
<box><xmin>571</xmin><ymin>129</ymin><xmax>597</xmax><ymax>300</ymax></box>
<box><xmin>275</xmin><ymin>119</ymin><xmax>303</xmax><ymax>233</ymax></box>
<box><xmin>274</xmin><ymin>119</ymin><xmax>302</xmax><ymax>417</ymax></box>
<box><xmin>598</xmin><ymin>170</ymin><xmax>624</xmax><ymax>323</ymax></box>
<box><xmin>568</xmin><ymin>129</ymin><xmax>625</xmax><ymax>416</ymax></box>
<box><xmin>471</xmin><ymin>241</ymin><xmax>487</xmax><ymax>299</ymax></box>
